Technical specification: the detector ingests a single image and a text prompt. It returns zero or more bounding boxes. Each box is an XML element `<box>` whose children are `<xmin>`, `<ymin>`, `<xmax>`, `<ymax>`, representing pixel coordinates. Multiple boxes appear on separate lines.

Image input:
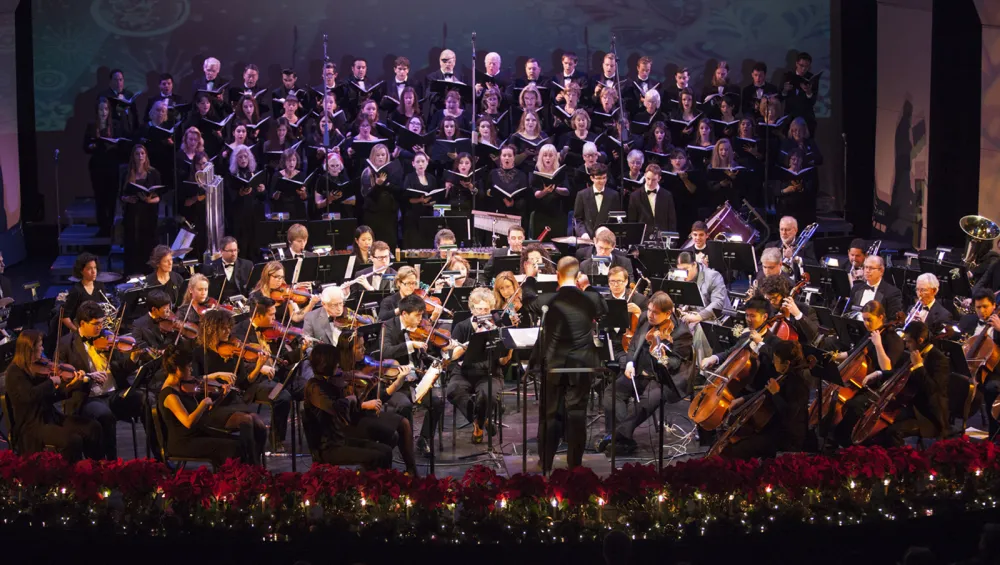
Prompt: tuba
<box><xmin>960</xmin><ymin>215</ymin><xmax>1000</xmax><ymax>269</ymax></box>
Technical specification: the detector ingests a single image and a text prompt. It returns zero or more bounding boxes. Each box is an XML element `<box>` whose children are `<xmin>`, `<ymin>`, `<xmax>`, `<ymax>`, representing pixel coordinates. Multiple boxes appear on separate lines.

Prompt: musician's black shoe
<box><xmin>417</xmin><ymin>436</ymin><xmax>432</xmax><ymax>458</ymax></box>
<box><xmin>597</xmin><ymin>434</ymin><xmax>613</xmax><ymax>453</ymax></box>
<box><xmin>612</xmin><ymin>437</ymin><xmax>639</xmax><ymax>455</ymax></box>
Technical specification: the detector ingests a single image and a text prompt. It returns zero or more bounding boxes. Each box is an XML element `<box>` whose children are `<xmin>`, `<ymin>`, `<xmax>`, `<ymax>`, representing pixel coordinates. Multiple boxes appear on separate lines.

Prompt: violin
<box><xmin>333</xmin><ymin>308</ymin><xmax>376</xmax><ymax>329</ymax></box>
<box><xmin>31</xmin><ymin>358</ymin><xmax>81</xmax><ymax>382</ymax></box>
<box><xmin>360</xmin><ymin>356</ymin><xmax>405</xmax><ymax>379</ymax></box>
<box><xmin>92</xmin><ymin>329</ymin><xmax>139</xmax><ymax>353</ymax></box>
<box><xmin>270</xmin><ymin>283</ymin><xmax>315</xmax><ymax>306</ymax></box>
<box><xmin>413</xmin><ymin>288</ymin><xmax>449</xmax><ymax>316</ymax></box>
<box><xmin>216</xmin><ymin>338</ymin><xmax>277</xmax><ymax>363</ymax></box>
<box><xmin>409</xmin><ymin>318</ymin><xmax>452</xmax><ymax>349</ymax></box>
<box><xmin>158</xmin><ymin>315</ymin><xmax>200</xmax><ymax>340</ymax></box>
<box><xmin>769</xmin><ymin>274</ymin><xmax>810</xmax><ymax>341</ymax></box>
<box><xmin>644</xmin><ymin>316</ymin><xmax>675</xmax><ymax>368</ymax></box>
<box><xmin>259</xmin><ymin>321</ymin><xmax>306</xmax><ymax>342</ymax></box>
<box><xmin>177</xmin><ymin>375</ymin><xmax>240</xmax><ymax>403</ymax></box>
<box><xmin>188</xmin><ymin>297</ymin><xmax>236</xmax><ymax>317</ymax></box>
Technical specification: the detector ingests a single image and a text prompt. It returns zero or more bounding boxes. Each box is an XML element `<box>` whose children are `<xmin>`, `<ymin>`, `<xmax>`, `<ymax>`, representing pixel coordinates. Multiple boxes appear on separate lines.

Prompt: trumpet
<box><xmin>903</xmin><ymin>300</ymin><xmax>924</xmax><ymax>329</ymax></box>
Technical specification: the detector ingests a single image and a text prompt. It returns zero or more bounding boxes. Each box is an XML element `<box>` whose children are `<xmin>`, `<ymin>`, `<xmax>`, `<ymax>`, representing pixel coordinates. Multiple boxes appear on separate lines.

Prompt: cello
<box><xmin>963</xmin><ymin>315</ymin><xmax>1000</xmax><ymax>384</ymax></box>
<box><xmin>769</xmin><ymin>273</ymin><xmax>810</xmax><ymax>341</ymax></box>
<box><xmin>688</xmin><ymin>313</ymin><xmax>780</xmax><ymax>430</ymax></box>
<box><xmin>807</xmin><ymin>312</ymin><xmax>905</xmax><ymax>428</ymax></box>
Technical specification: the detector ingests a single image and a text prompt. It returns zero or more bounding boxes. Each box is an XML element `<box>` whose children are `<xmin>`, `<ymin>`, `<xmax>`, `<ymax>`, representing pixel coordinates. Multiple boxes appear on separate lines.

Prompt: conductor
<box><xmin>533</xmin><ymin>256</ymin><xmax>607</xmax><ymax>471</ymax></box>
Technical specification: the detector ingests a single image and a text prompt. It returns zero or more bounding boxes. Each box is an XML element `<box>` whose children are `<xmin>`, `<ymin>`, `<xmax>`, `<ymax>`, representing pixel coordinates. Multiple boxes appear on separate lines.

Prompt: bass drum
<box><xmin>681</xmin><ymin>202</ymin><xmax>759</xmax><ymax>248</ymax></box>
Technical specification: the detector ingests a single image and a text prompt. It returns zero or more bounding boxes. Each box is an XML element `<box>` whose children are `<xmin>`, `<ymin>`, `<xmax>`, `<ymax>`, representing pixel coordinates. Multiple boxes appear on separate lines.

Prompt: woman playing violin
<box><xmin>492</xmin><ymin>271</ymin><xmax>523</xmax><ymax>327</ymax></box>
<box><xmin>179</xmin><ymin>273</ymin><xmax>215</xmax><ymax>318</ymax></box>
<box><xmin>251</xmin><ymin>260</ymin><xmax>319</xmax><ymax>324</ymax></box>
<box><xmin>719</xmin><ymin>339</ymin><xmax>810</xmax><ymax>459</ymax></box>
<box><xmin>158</xmin><ymin>344</ymin><xmax>263</xmax><ymax>466</ymax></box>
<box><xmin>304</xmin><ymin>340</ymin><xmax>419</xmax><ymax>475</ymax></box>
<box><xmin>5</xmin><ymin>330</ymin><xmax>102</xmax><ymax>460</ymax></box>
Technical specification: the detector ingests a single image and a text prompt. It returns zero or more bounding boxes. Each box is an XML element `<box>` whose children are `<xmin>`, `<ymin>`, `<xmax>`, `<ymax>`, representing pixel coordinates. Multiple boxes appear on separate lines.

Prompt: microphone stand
<box><xmin>610</xmin><ymin>34</ymin><xmax>628</xmax><ymax>192</ymax></box>
<box><xmin>470</xmin><ymin>31</ymin><xmax>479</xmax><ymax>213</ymax></box>
<box><xmin>54</xmin><ymin>150</ymin><xmax>62</xmax><ymax>245</ymax></box>
<box><xmin>537</xmin><ymin>304</ymin><xmax>549</xmax><ymax>476</ymax></box>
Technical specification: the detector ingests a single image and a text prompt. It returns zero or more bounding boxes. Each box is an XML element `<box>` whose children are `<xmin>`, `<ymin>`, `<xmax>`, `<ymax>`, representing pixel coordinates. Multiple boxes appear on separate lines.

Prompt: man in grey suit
<box><xmin>303</xmin><ymin>287</ymin><xmax>348</xmax><ymax>347</ymax></box>
<box><xmin>674</xmin><ymin>251</ymin><xmax>729</xmax><ymax>324</ymax></box>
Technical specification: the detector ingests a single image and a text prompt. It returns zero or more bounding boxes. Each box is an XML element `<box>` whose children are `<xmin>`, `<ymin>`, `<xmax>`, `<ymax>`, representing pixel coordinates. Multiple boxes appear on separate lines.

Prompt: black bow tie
<box><xmin>223</xmin><ymin>262</ymin><xmax>235</xmax><ymax>268</ymax></box>
<box><xmin>647</xmin><ymin>189</ymin><xmax>657</xmax><ymax>195</ymax></box>
<box><xmin>921</xmin><ymin>304</ymin><xmax>930</xmax><ymax>312</ymax></box>
<box><xmin>594</xmin><ymin>190</ymin><xmax>604</xmax><ymax>196</ymax></box>
<box><xmin>865</xmin><ymin>285</ymin><xmax>876</xmax><ymax>292</ymax></box>
<box><xmin>979</xmin><ymin>320</ymin><xmax>988</xmax><ymax>327</ymax></box>
<box><xmin>443</xmin><ymin>73</ymin><xmax>454</xmax><ymax>78</ymax></box>
<box><xmin>82</xmin><ymin>335</ymin><xmax>98</xmax><ymax>345</ymax></box>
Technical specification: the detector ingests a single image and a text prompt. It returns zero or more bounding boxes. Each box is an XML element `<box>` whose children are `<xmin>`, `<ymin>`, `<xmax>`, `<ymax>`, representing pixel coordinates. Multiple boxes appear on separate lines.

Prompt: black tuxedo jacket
<box><xmin>202</xmin><ymin>257</ymin><xmax>254</xmax><ymax>299</ymax></box>
<box><xmin>627</xmin><ymin>188</ymin><xmax>677</xmax><ymax>234</ymax></box>
<box><xmin>573</xmin><ymin>187</ymin><xmax>622</xmax><ymax>238</ymax></box>
<box><xmin>920</xmin><ymin>301</ymin><xmax>955</xmax><ymax>331</ymax></box>
<box><xmin>718</xmin><ymin>330</ymin><xmax>783</xmax><ymax>390</ymax></box>
<box><xmin>532</xmin><ymin>286</ymin><xmax>607</xmax><ymax>370</ymax></box>
<box><xmin>849</xmin><ymin>280</ymin><xmax>905</xmax><ymax>321</ymax></box>
<box><xmin>768</xmin><ymin>301</ymin><xmax>820</xmax><ymax>344</ymax></box>
<box><xmin>958</xmin><ymin>313</ymin><xmax>1000</xmax><ymax>340</ymax></box>
<box><xmin>367</xmin><ymin>316</ymin><xmax>413</xmax><ymax>365</ymax></box>
<box><xmin>56</xmin><ymin>331</ymin><xmax>137</xmax><ymax>393</ymax></box>
<box><xmin>626</xmin><ymin>313</ymin><xmax>695</xmax><ymax>396</ymax></box>
<box><xmin>741</xmin><ymin>82</ymin><xmax>780</xmax><ymax>117</ymax></box>
<box><xmin>131</xmin><ymin>314</ymin><xmax>173</xmax><ymax>351</ymax></box>
<box><xmin>763</xmin><ymin>238</ymin><xmax>817</xmax><ymax>263</ymax></box>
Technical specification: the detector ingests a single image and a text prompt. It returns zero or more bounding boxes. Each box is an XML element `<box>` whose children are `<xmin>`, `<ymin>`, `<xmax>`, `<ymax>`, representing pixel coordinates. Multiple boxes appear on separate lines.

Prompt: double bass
<box><xmin>688</xmin><ymin>314</ymin><xmax>779</xmax><ymax>430</ymax></box>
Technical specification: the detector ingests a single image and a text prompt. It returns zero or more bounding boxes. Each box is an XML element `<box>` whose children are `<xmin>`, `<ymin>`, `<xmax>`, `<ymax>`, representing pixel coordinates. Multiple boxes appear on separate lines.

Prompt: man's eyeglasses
<box><xmin>373</xmin><ymin>255</ymin><xmax>391</xmax><ymax>260</ymax></box>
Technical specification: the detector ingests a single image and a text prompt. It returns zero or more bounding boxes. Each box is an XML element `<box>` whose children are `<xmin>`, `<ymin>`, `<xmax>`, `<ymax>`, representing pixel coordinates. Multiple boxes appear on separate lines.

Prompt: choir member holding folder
<box><xmin>85</xmin><ymin>98</ymin><xmax>129</xmax><ymax>237</ymax></box>
<box><xmin>121</xmin><ymin>145</ymin><xmax>163</xmax><ymax>274</ymax></box>
<box><xmin>488</xmin><ymin>145</ymin><xmax>529</xmax><ymax>217</ymax></box>
<box><xmin>402</xmin><ymin>152</ymin><xmax>442</xmax><ymax>248</ymax></box>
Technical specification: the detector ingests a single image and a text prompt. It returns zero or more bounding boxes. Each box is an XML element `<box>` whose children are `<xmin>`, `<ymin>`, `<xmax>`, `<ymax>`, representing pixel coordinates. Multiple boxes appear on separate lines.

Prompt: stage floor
<box><xmin>108</xmin><ymin>384</ymin><xmax>704</xmax><ymax>477</ymax></box>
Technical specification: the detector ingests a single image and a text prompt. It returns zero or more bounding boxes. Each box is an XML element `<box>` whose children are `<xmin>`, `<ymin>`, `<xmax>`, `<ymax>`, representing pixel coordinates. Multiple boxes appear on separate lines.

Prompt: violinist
<box><xmin>440</xmin><ymin>255</ymin><xmax>474</xmax><ymax>288</ymax></box>
<box><xmin>855</xmin><ymin>321</ymin><xmax>950</xmax><ymax>447</ymax></box>
<box><xmin>377</xmin><ymin>266</ymin><xmax>421</xmax><ymax>322</ymax></box>
<box><xmin>58</xmin><ymin>301</ymin><xmax>144</xmax><ymax>460</ymax></box>
<box><xmin>158</xmin><ymin>344</ymin><xmax>261</xmax><ymax>466</ymax></box>
<box><xmin>604</xmin><ymin>266</ymin><xmax>646</xmax><ymax>359</ymax></box>
<box><xmin>303</xmin><ymin>342</ymin><xmax>394</xmax><ymax>471</ymax></box>
<box><xmin>718</xmin><ymin>340</ymin><xmax>810</xmax><ymax>459</ymax></box>
<box><xmin>303</xmin><ymin>287</ymin><xmax>351</xmax><ymax>346</ymax></box>
<box><xmin>251</xmin><ymin>260</ymin><xmax>320</xmax><ymax>324</ymax></box>
<box><xmin>959</xmin><ymin>290</ymin><xmax>1000</xmax><ymax>434</ymax></box>
<box><xmin>231</xmin><ymin>296</ymin><xmax>298</xmax><ymax>451</ymax></box>
<box><xmin>492</xmin><ymin>271</ymin><xmax>525</xmax><ymax>327</ymax></box>
<box><xmin>517</xmin><ymin>243</ymin><xmax>554</xmax><ymax>325</ymax></box>
<box><xmin>369</xmin><ymin>293</ymin><xmax>446</xmax><ymax>457</ymax></box>
<box><xmin>759</xmin><ymin>274</ymin><xmax>820</xmax><ymax>343</ymax></box>
<box><xmin>5</xmin><ymin>330</ymin><xmax>102</xmax><ymax>461</ymax></box>
<box><xmin>131</xmin><ymin>289</ymin><xmax>183</xmax><ymax>351</ymax></box>
<box><xmin>446</xmin><ymin>288</ymin><xmax>512</xmax><ymax>444</ymax></box>
<box><xmin>598</xmin><ymin>292</ymin><xmax>692</xmax><ymax>455</ymax></box>
<box><xmin>830</xmin><ymin>300</ymin><xmax>907</xmax><ymax>446</ymax></box>
<box><xmin>179</xmin><ymin>273</ymin><xmax>214</xmax><ymax>318</ymax></box>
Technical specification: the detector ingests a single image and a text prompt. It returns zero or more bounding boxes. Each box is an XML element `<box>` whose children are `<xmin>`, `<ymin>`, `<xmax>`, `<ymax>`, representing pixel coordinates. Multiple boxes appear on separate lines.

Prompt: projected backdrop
<box><xmin>30</xmin><ymin>0</ymin><xmax>832</xmax><ymax>221</ymax></box>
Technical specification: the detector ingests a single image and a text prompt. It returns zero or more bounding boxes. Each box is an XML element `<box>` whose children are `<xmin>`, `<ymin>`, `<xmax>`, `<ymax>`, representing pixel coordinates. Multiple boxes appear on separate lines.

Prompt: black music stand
<box><xmin>635</xmin><ymin>248</ymin><xmax>672</xmax><ymax>277</ymax></box>
<box><xmin>307</xmin><ymin>218</ymin><xmax>358</xmax><ymax>252</ymax></box>
<box><xmin>492</xmin><ymin>255</ymin><xmax>521</xmax><ymax>276</ymax></box>
<box><xmin>831</xmin><ymin>315</ymin><xmax>869</xmax><ymax>351</ymax></box>
<box><xmin>601</xmin><ymin>299</ymin><xmax>631</xmax><ymax>331</ymax></box>
<box><xmin>598</xmin><ymin>222</ymin><xmax>646</xmax><ymax>247</ymax></box>
<box><xmin>700</xmin><ymin>321</ymin><xmax>738</xmax><ymax>353</ymax></box>
<box><xmin>917</xmin><ymin>259</ymin><xmax>971</xmax><ymax>302</ymax></box>
<box><xmin>419</xmin><ymin>216</ymin><xmax>472</xmax><ymax>247</ymax></box>
<box><xmin>254</xmin><ymin>219</ymin><xmax>295</xmax><ymax>262</ymax></box>
<box><xmin>418</xmin><ymin>260</ymin><xmax>448</xmax><ymax>286</ymax></box>
<box><xmin>316</xmin><ymin>253</ymin><xmax>355</xmax><ymax>285</ymax></box>
<box><xmin>121</xmin><ymin>285</ymin><xmax>155</xmax><ymax>323</ymax></box>
<box><xmin>5</xmin><ymin>298</ymin><xmax>56</xmax><ymax>330</ymax></box>
<box><xmin>812</xmin><ymin>236</ymin><xmax>856</xmax><ymax>259</ymax></box>
<box><xmin>706</xmin><ymin>240</ymin><xmax>758</xmax><ymax>283</ymax></box>
<box><xmin>886</xmin><ymin>266</ymin><xmax>920</xmax><ymax>298</ymax></box>
<box><xmin>442</xmin><ymin>287</ymin><xmax>473</xmax><ymax>313</ymax></box>
<box><xmin>652</xmin><ymin>279</ymin><xmax>705</xmax><ymax>310</ymax></box>
<box><xmin>803</xmin><ymin>265</ymin><xmax>853</xmax><ymax>308</ymax></box>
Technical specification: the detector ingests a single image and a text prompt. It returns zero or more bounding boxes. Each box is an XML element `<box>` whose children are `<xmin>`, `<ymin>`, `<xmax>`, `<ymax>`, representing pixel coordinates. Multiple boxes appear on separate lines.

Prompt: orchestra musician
<box><xmin>145</xmin><ymin>245</ymin><xmax>185</xmax><ymax>307</ymax></box>
<box><xmin>718</xmin><ymin>340</ymin><xmax>810</xmax><ymax>459</ymax></box>
<box><xmin>764</xmin><ymin>216</ymin><xmax>816</xmax><ymax>264</ymax></box>
<box><xmin>231</xmin><ymin>296</ymin><xmax>298</xmax><ymax>451</ymax></box>
<box><xmin>572</xmin><ymin>163</ymin><xmax>622</xmax><ymax>240</ymax></box>
<box><xmin>353</xmin><ymin>225</ymin><xmax>375</xmax><ymax>267</ymax></box>
<box><xmin>682</xmin><ymin>221</ymin><xmax>711</xmax><ymax>268</ymax></box>
<box><xmin>599</xmin><ymin>291</ymin><xmax>693</xmax><ymax>455</ymax></box>
<box><xmin>57</xmin><ymin>301</ymin><xmax>144</xmax><ymax>460</ymax></box>
<box><xmin>157</xmin><ymin>344</ymin><xmax>261</xmax><ymax>466</ymax></box>
<box><xmin>580</xmin><ymin>229</ymin><xmax>633</xmax><ymax>279</ymax></box>
<box><xmin>446</xmin><ymin>288</ymin><xmax>512</xmax><ymax>444</ymax></box>
<box><xmin>368</xmin><ymin>293</ymin><xmax>446</xmax><ymax>458</ymax></box>
<box><xmin>250</xmin><ymin>261</ymin><xmax>320</xmax><ymax>324</ymax></box>
<box><xmin>303</xmin><ymin>287</ymin><xmax>350</xmax><ymax>346</ymax></box>
<box><xmin>61</xmin><ymin>252</ymin><xmax>108</xmax><ymax>332</ymax></box>
<box><xmin>831</xmin><ymin>301</ymin><xmax>907</xmax><ymax>446</ymax></box>
<box><xmin>179</xmin><ymin>273</ymin><xmax>214</xmax><ymax>319</ymax></box>
<box><xmin>131</xmin><ymin>289</ymin><xmax>181</xmax><ymax>351</ymax></box>
<box><xmin>959</xmin><ymin>289</ymin><xmax>1000</xmax><ymax>435</ymax></box>
<box><xmin>847</xmin><ymin>239</ymin><xmax>867</xmax><ymax>286</ymax></box>
<box><xmin>532</xmin><ymin>257</ymin><xmax>607</xmax><ymax>471</ymax></box>
<box><xmin>5</xmin><ymin>330</ymin><xmax>102</xmax><ymax>461</ymax></box>
<box><xmin>858</xmin><ymin>321</ymin><xmax>950</xmax><ymax>446</ymax></box>
<box><xmin>701</xmin><ymin>297</ymin><xmax>781</xmax><ymax>384</ymax></box>
<box><xmin>482</xmin><ymin>225</ymin><xmax>527</xmax><ymax>282</ymax></box>
<box><xmin>674</xmin><ymin>251</ymin><xmax>728</xmax><ymax>325</ymax></box>
<box><xmin>759</xmin><ymin>274</ymin><xmax>821</xmax><ymax>344</ymax></box>
<box><xmin>202</xmin><ymin>236</ymin><xmax>253</xmax><ymax>301</ymax></box>
<box><xmin>353</xmin><ymin>240</ymin><xmax>396</xmax><ymax>292</ymax></box>
<box><xmin>434</xmin><ymin>228</ymin><xmax>458</xmax><ymax>258</ymax></box>
<box><xmin>912</xmin><ymin>273</ymin><xmax>955</xmax><ymax>331</ymax></box>
<box><xmin>303</xmin><ymin>342</ymin><xmax>394</xmax><ymax>470</ymax></box>
<box><xmin>493</xmin><ymin>270</ymin><xmax>526</xmax><ymax>327</ymax></box>
<box><xmin>848</xmin><ymin>255</ymin><xmax>904</xmax><ymax>320</ymax></box>
<box><xmin>377</xmin><ymin>266</ymin><xmax>421</xmax><ymax>322</ymax></box>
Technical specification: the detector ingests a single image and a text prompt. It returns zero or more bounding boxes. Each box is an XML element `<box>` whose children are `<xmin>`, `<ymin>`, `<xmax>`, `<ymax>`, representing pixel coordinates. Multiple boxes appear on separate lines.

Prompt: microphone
<box><xmin>54</xmin><ymin>149</ymin><xmax>60</xmax><ymax>161</ymax></box>
<box><xmin>610</xmin><ymin>33</ymin><xmax>616</xmax><ymax>50</ymax></box>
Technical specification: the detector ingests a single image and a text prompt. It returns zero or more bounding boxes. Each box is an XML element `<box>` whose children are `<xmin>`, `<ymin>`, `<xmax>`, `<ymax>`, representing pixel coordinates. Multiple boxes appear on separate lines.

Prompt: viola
<box><xmin>259</xmin><ymin>321</ymin><xmax>305</xmax><ymax>342</ymax></box>
<box><xmin>158</xmin><ymin>315</ymin><xmax>200</xmax><ymax>340</ymax></box>
<box><xmin>334</xmin><ymin>308</ymin><xmax>376</xmax><ymax>329</ymax></box>
<box><xmin>177</xmin><ymin>375</ymin><xmax>240</xmax><ymax>403</ymax></box>
<box><xmin>413</xmin><ymin>288</ymin><xmax>448</xmax><ymax>316</ymax></box>
<box><xmin>91</xmin><ymin>330</ymin><xmax>139</xmax><ymax>353</ymax></box>
<box><xmin>270</xmin><ymin>283</ymin><xmax>315</xmax><ymax>306</ymax></box>
<box><xmin>188</xmin><ymin>297</ymin><xmax>234</xmax><ymax>316</ymax></box>
<box><xmin>216</xmin><ymin>338</ymin><xmax>276</xmax><ymax>363</ymax></box>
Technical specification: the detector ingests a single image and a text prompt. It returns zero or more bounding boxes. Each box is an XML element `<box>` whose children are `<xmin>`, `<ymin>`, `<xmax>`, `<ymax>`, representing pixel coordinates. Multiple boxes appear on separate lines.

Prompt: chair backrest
<box><xmin>149</xmin><ymin>404</ymin><xmax>169</xmax><ymax>463</ymax></box>
<box><xmin>0</xmin><ymin>392</ymin><xmax>14</xmax><ymax>452</ymax></box>
<box><xmin>948</xmin><ymin>372</ymin><xmax>977</xmax><ymax>424</ymax></box>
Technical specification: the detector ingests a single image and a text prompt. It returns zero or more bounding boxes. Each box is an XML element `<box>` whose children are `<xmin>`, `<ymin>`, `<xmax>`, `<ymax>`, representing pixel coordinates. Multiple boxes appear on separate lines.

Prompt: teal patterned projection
<box><xmin>32</xmin><ymin>0</ymin><xmax>830</xmax><ymax>132</ymax></box>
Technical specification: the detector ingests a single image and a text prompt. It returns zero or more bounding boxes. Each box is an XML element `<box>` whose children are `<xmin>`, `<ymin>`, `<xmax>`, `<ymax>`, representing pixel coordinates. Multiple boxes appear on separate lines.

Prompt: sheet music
<box><xmin>292</xmin><ymin>257</ymin><xmax>303</xmax><ymax>284</ymax></box>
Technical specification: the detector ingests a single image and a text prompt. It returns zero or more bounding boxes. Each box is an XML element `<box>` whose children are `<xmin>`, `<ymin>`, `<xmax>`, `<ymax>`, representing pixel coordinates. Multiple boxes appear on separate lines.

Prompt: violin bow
<box><xmin>423</xmin><ymin>285</ymin><xmax>455</xmax><ymax>350</ymax></box>
<box><xmin>351</xmin><ymin>289</ymin><xmax>366</xmax><ymax>332</ymax></box>
<box><xmin>175</xmin><ymin>299</ymin><xmax>196</xmax><ymax>346</ymax></box>
<box><xmin>232</xmin><ymin>308</ymin><xmax>256</xmax><ymax>370</ymax></box>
